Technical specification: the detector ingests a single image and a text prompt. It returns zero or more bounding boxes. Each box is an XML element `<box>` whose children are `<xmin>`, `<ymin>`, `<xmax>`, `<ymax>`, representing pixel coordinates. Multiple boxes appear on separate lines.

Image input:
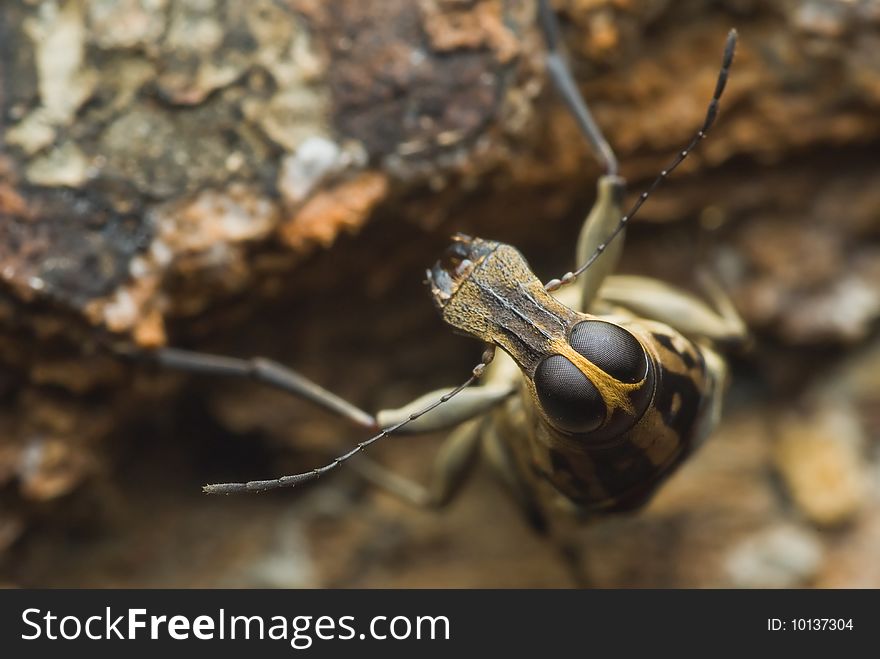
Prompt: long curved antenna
<box><xmin>545</xmin><ymin>29</ymin><xmax>738</xmax><ymax>293</ymax></box>
<box><xmin>203</xmin><ymin>347</ymin><xmax>496</xmax><ymax>494</ymax></box>
<box><xmin>539</xmin><ymin>0</ymin><xmax>619</xmax><ymax>176</ymax></box>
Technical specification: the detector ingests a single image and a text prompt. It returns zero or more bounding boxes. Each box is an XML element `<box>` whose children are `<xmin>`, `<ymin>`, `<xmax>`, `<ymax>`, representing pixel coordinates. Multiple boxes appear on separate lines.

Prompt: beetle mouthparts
<box><xmin>427</xmin><ymin>235</ymin><xmax>498</xmax><ymax>309</ymax></box>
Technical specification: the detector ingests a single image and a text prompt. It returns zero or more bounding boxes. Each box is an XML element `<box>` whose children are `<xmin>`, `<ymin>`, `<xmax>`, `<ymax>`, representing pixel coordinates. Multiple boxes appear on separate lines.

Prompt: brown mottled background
<box><xmin>0</xmin><ymin>0</ymin><xmax>878</xmax><ymax>587</ymax></box>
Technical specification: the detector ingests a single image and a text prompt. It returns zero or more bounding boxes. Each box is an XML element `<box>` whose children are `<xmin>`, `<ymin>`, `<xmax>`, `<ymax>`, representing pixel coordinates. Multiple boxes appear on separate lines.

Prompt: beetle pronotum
<box><xmin>151</xmin><ymin>2</ymin><xmax>745</xmax><ymax>537</ymax></box>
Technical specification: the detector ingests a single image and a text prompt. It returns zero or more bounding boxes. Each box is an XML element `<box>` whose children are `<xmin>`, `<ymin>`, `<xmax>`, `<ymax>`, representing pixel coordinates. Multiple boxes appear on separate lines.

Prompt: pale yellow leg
<box><xmin>349</xmin><ymin>418</ymin><xmax>484</xmax><ymax>509</ymax></box>
<box><xmin>597</xmin><ymin>274</ymin><xmax>748</xmax><ymax>346</ymax></box>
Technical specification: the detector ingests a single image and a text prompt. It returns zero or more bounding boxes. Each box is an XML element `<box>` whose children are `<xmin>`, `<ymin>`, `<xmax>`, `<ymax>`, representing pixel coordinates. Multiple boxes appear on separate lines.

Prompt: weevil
<box><xmin>152</xmin><ymin>2</ymin><xmax>746</xmax><ymax>535</ymax></box>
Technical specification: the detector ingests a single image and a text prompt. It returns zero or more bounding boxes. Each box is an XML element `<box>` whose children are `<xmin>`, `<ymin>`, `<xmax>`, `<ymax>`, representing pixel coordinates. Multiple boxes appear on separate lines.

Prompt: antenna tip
<box><xmin>721</xmin><ymin>28</ymin><xmax>738</xmax><ymax>66</ymax></box>
<box><xmin>203</xmin><ymin>483</ymin><xmax>233</xmax><ymax>494</ymax></box>
<box><xmin>726</xmin><ymin>29</ymin><xmax>738</xmax><ymax>51</ymax></box>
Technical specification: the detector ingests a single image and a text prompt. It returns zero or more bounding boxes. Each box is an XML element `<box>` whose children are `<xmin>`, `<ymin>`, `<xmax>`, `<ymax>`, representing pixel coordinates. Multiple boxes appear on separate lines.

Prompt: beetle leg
<box><xmin>597</xmin><ymin>274</ymin><xmax>748</xmax><ymax>347</ymax></box>
<box><xmin>537</xmin><ymin>0</ymin><xmax>625</xmax><ymax>311</ymax></box>
<box><xmin>696</xmin><ymin>269</ymin><xmax>749</xmax><ymax>345</ymax></box>
<box><xmin>149</xmin><ymin>347</ymin><xmax>378</xmax><ymax>428</ymax></box>
<box><xmin>482</xmin><ymin>415</ymin><xmax>549</xmax><ymax>535</ymax></box>
<box><xmin>573</xmin><ymin>175</ymin><xmax>626</xmax><ymax>312</ymax></box>
<box><xmin>348</xmin><ymin>418</ymin><xmax>485</xmax><ymax>509</ymax></box>
<box><xmin>147</xmin><ymin>347</ymin><xmax>514</xmax><ymax>434</ymax></box>
<box><xmin>376</xmin><ymin>384</ymin><xmax>514</xmax><ymax>434</ymax></box>
<box><xmin>538</xmin><ymin>0</ymin><xmax>618</xmax><ymax>177</ymax></box>
<box><xmin>375</xmin><ymin>348</ymin><xmax>518</xmax><ymax>433</ymax></box>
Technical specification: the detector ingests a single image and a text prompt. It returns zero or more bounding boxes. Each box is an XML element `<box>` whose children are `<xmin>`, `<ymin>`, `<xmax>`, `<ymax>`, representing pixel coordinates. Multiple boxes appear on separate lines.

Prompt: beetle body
<box><xmin>428</xmin><ymin>233</ymin><xmax>727</xmax><ymax>519</ymax></box>
<box><xmin>163</xmin><ymin>4</ymin><xmax>744</xmax><ymax>553</ymax></box>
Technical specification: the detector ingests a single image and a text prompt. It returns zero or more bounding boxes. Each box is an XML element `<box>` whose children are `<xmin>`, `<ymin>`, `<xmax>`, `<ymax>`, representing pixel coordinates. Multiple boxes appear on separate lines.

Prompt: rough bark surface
<box><xmin>0</xmin><ymin>0</ymin><xmax>879</xmax><ymax>586</ymax></box>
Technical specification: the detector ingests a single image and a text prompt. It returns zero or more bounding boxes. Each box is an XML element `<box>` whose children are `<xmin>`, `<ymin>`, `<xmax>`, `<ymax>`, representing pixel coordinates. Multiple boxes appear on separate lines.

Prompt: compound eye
<box><xmin>534</xmin><ymin>355</ymin><xmax>606</xmax><ymax>435</ymax></box>
<box><xmin>569</xmin><ymin>321</ymin><xmax>649</xmax><ymax>384</ymax></box>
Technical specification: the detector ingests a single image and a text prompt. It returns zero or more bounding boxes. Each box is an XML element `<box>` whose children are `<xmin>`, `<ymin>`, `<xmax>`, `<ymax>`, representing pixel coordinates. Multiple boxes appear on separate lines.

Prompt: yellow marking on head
<box><xmin>550</xmin><ymin>338</ymin><xmax>643</xmax><ymax>419</ymax></box>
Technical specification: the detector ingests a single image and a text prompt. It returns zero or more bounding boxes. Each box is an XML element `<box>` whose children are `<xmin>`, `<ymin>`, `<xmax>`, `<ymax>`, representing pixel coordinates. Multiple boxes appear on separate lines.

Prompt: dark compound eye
<box><xmin>569</xmin><ymin>321</ymin><xmax>649</xmax><ymax>384</ymax></box>
<box><xmin>533</xmin><ymin>321</ymin><xmax>655</xmax><ymax>439</ymax></box>
<box><xmin>534</xmin><ymin>355</ymin><xmax>606</xmax><ymax>435</ymax></box>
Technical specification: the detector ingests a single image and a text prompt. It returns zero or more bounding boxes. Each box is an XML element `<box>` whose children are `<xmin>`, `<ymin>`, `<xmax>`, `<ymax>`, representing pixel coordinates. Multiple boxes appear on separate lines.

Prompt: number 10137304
<box><xmin>768</xmin><ymin>619</ymin><xmax>854</xmax><ymax>631</ymax></box>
